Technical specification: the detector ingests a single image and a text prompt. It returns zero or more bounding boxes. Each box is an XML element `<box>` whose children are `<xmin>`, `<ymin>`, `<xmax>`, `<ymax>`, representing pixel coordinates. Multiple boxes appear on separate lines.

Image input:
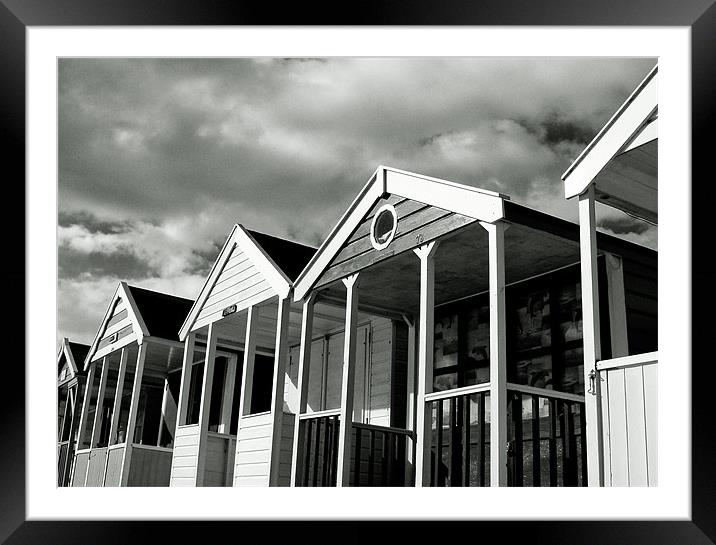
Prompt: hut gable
<box><xmin>85</xmin><ymin>282</ymin><xmax>149</xmax><ymax>366</ymax></box>
<box><xmin>293</xmin><ymin>165</ymin><xmax>507</xmax><ymax>301</ymax></box>
<box><xmin>180</xmin><ymin>225</ymin><xmax>316</xmax><ymax>340</ymax></box>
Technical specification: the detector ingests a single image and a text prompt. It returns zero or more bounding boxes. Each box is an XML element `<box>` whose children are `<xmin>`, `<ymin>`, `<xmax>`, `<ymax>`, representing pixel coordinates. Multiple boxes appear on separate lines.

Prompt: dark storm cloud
<box><xmin>57</xmin><ymin>57</ymin><xmax>657</xmax><ymax>344</ymax></box>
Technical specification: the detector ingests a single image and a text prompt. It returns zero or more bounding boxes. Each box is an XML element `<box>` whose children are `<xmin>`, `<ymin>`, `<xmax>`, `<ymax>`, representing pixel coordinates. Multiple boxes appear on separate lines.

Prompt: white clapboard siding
<box><xmin>194</xmin><ymin>245</ymin><xmax>277</xmax><ymax>330</ymax></box>
<box><xmin>368</xmin><ymin>318</ymin><xmax>393</xmax><ymax>427</ymax></box>
<box><xmin>234</xmin><ymin>412</ymin><xmax>273</xmax><ymax>487</ymax></box>
<box><xmin>601</xmin><ymin>357</ymin><xmax>657</xmax><ymax>486</ymax></box>
<box><xmin>170</xmin><ymin>425</ymin><xmax>201</xmax><ymax>486</ymax></box>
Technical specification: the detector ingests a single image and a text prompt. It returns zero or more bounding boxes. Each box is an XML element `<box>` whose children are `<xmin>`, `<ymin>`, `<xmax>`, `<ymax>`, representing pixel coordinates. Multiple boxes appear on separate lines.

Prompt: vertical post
<box><xmin>268</xmin><ymin>295</ymin><xmax>292</xmax><ymax>486</ymax></box>
<box><xmin>413</xmin><ymin>241</ymin><xmax>439</xmax><ymax>487</ymax></box>
<box><xmin>90</xmin><ymin>356</ymin><xmax>109</xmax><ymax>448</ymax></box>
<box><xmin>195</xmin><ymin>322</ymin><xmax>218</xmax><ymax>487</ymax></box>
<box><xmin>175</xmin><ymin>333</ymin><xmax>196</xmax><ymax>431</ymax></box>
<box><xmin>233</xmin><ymin>306</ymin><xmax>259</xmax><ymax>486</ymax></box>
<box><xmin>480</xmin><ymin>220</ymin><xmax>508</xmax><ymax>487</ymax></box>
<box><xmin>578</xmin><ymin>186</ymin><xmax>605</xmax><ymax>486</ymax></box>
<box><xmin>290</xmin><ymin>293</ymin><xmax>316</xmax><ymax>486</ymax></box>
<box><xmin>336</xmin><ymin>273</ymin><xmax>360</xmax><ymax>487</ymax></box>
<box><xmin>402</xmin><ymin>315</ymin><xmax>417</xmax><ymax>486</ymax></box>
<box><xmin>605</xmin><ymin>253</ymin><xmax>629</xmax><ymax>358</ymax></box>
<box><xmin>219</xmin><ymin>354</ymin><xmax>238</xmax><ymax>434</ymax></box>
<box><xmin>108</xmin><ymin>348</ymin><xmax>129</xmax><ymax>445</ymax></box>
<box><xmin>119</xmin><ymin>343</ymin><xmax>147</xmax><ymax>486</ymax></box>
<box><xmin>76</xmin><ymin>363</ymin><xmax>96</xmax><ymax>450</ymax></box>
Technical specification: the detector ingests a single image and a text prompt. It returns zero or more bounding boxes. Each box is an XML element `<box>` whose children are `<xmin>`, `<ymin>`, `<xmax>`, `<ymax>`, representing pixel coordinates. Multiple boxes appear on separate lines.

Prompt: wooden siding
<box><xmin>103</xmin><ymin>445</ymin><xmax>125</xmax><ymax>487</ymax></box>
<box><xmin>85</xmin><ymin>447</ymin><xmax>108</xmax><ymax>486</ymax></box>
<box><xmin>234</xmin><ymin>412</ymin><xmax>273</xmax><ymax>487</ymax></box>
<box><xmin>317</xmin><ymin>197</ymin><xmax>476</xmax><ymax>290</ymax></box>
<box><xmin>127</xmin><ymin>445</ymin><xmax>172</xmax><ymax>486</ymax></box>
<box><xmin>286</xmin><ymin>318</ymin><xmax>396</xmax><ymax>425</ymax></box>
<box><xmin>601</xmin><ymin>359</ymin><xmax>657</xmax><ymax>486</ymax></box>
<box><xmin>277</xmin><ymin>414</ymin><xmax>295</xmax><ymax>486</ymax></box>
<box><xmin>71</xmin><ymin>451</ymin><xmax>90</xmax><ymax>487</ymax></box>
<box><xmin>205</xmin><ymin>434</ymin><xmax>235</xmax><ymax>487</ymax></box>
<box><xmin>169</xmin><ymin>424</ymin><xmax>201</xmax><ymax>486</ymax></box>
<box><xmin>194</xmin><ymin>245</ymin><xmax>276</xmax><ymax>331</ymax></box>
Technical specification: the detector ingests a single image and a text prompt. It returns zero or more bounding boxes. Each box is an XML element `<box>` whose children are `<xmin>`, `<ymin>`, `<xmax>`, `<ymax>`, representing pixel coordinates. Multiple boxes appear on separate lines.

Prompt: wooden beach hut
<box><xmin>288</xmin><ymin>164</ymin><xmax>657</xmax><ymax>487</ymax></box>
<box><xmin>57</xmin><ymin>338</ymin><xmax>89</xmax><ymax>486</ymax></box>
<box><xmin>562</xmin><ymin>64</ymin><xmax>658</xmax><ymax>486</ymax></box>
<box><xmin>70</xmin><ymin>282</ymin><xmax>193</xmax><ymax>486</ymax></box>
<box><xmin>169</xmin><ymin>225</ymin><xmax>317</xmax><ymax>487</ymax></box>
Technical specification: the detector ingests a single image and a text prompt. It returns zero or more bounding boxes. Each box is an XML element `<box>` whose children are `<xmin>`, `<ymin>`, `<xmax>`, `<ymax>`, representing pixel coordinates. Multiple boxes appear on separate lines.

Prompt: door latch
<box><xmin>587</xmin><ymin>368</ymin><xmax>597</xmax><ymax>395</ymax></box>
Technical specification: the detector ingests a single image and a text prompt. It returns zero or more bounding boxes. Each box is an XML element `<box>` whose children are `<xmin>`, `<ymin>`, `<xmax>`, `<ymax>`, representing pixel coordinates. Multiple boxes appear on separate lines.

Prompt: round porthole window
<box><xmin>370</xmin><ymin>203</ymin><xmax>398</xmax><ymax>251</ymax></box>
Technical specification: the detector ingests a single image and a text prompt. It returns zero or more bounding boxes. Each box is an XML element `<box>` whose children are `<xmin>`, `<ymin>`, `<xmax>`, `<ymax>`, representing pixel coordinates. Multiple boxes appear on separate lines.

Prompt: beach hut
<box><xmin>57</xmin><ymin>338</ymin><xmax>89</xmax><ymax>486</ymax></box>
<box><xmin>288</xmin><ymin>164</ymin><xmax>657</xmax><ymax>487</ymax></box>
<box><xmin>70</xmin><ymin>282</ymin><xmax>192</xmax><ymax>486</ymax></box>
<box><xmin>169</xmin><ymin>225</ymin><xmax>317</xmax><ymax>487</ymax></box>
<box><xmin>562</xmin><ymin>64</ymin><xmax>658</xmax><ymax>486</ymax></box>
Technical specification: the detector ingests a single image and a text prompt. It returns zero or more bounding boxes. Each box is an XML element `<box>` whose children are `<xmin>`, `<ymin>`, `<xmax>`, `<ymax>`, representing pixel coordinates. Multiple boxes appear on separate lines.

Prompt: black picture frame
<box><xmin>3</xmin><ymin>1</ymin><xmax>713</xmax><ymax>543</ymax></box>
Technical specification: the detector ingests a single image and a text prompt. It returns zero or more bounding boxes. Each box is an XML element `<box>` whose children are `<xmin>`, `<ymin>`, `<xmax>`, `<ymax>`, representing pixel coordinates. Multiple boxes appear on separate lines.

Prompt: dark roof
<box><xmin>67</xmin><ymin>342</ymin><xmax>90</xmax><ymax>372</ymax></box>
<box><xmin>246</xmin><ymin>229</ymin><xmax>317</xmax><ymax>281</ymax></box>
<box><xmin>127</xmin><ymin>286</ymin><xmax>194</xmax><ymax>342</ymax></box>
<box><xmin>60</xmin><ymin>341</ymin><xmax>90</xmax><ymax>375</ymax></box>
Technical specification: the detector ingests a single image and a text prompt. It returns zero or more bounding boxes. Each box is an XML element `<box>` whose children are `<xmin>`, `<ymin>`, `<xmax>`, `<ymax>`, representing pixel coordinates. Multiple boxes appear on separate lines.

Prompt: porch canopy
<box><xmin>562</xmin><ymin>65</ymin><xmax>658</xmax><ymax>224</ymax></box>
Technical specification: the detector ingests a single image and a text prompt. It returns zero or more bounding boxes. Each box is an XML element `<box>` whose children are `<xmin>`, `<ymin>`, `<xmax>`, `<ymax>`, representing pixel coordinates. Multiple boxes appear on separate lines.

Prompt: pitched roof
<box><xmin>293</xmin><ymin>165</ymin><xmax>507</xmax><ymax>301</ymax></box>
<box><xmin>58</xmin><ymin>338</ymin><xmax>90</xmax><ymax>377</ymax></box>
<box><xmin>246</xmin><ymin>229</ymin><xmax>316</xmax><ymax>281</ymax></box>
<box><xmin>126</xmin><ymin>285</ymin><xmax>193</xmax><ymax>342</ymax></box>
<box><xmin>67</xmin><ymin>342</ymin><xmax>90</xmax><ymax>370</ymax></box>
<box><xmin>179</xmin><ymin>225</ymin><xmax>316</xmax><ymax>340</ymax></box>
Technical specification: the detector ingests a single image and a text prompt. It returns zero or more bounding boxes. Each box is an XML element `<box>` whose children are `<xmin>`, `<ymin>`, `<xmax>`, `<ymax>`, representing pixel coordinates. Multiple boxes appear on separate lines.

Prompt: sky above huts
<box><xmin>58</xmin><ymin>57</ymin><xmax>657</xmax><ymax>345</ymax></box>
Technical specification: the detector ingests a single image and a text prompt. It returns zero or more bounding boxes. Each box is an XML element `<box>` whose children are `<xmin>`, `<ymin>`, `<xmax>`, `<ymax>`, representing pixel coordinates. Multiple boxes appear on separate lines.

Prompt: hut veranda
<box><xmin>62</xmin><ymin>68</ymin><xmax>658</xmax><ymax>489</ymax></box>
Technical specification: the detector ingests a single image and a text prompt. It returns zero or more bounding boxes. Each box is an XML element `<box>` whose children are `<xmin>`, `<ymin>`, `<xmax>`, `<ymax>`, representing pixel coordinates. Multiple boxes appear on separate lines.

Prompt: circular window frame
<box><xmin>370</xmin><ymin>203</ymin><xmax>398</xmax><ymax>251</ymax></box>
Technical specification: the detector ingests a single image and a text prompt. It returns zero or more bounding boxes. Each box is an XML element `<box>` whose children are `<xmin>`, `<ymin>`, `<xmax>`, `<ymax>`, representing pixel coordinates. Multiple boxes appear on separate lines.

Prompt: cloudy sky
<box><xmin>58</xmin><ymin>57</ymin><xmax>657</xmax><ymax>346</ymax></box>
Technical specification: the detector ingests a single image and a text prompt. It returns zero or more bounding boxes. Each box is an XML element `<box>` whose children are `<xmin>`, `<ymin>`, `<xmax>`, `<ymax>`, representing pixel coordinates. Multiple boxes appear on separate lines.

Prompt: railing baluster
<box><xmin>514</xmin><ymin>393</ymin><xmax>523</xmax><ymax>486</ymax></box>
<box><xmin>322</xmin><ymin>416</ymin><xmax>331</xmax><ymax>486</ymax></box>
<box><xmin>478</xmin><ymin>392</ymin><xmax>485</xmax><ymax>487</ymax></box>
<box><xmin>463</xmin><ymin>395</ymin><xmax>470</xmax><ymax>487</ymax></box>
<box><xmin>353</xmin><ymin>426</ymin><xmax>362</xmax><ymax>487</ymax></box>
<box><xmin>303</xmin><ymin>418</ymin><xmax>313</xmax><ymax>487</ymax></box>
<box><xmin>368</xmin><ymin>429</ymin><xmax>375</xmax><ymax>486</ymax></box>
<box><xmin>579</xmin><ymin>403</ymin><xmax>587</xmax><ymax>485</ymax></box>
<box><xmin>331</xmin><ymin>417</ymin><xmax>340</xmax><ymax>486</ymax></box>
<box><xmin>448</xmin><ymin>397</ymin><xmax>456</xmax><ymax>486</ymax></box>
<box><xmin>549</xmin><ymin>398</ymin><xmax>557</xmax><ymax>486</ymax></box>
<box><xmin>532</xmin><ymin>395</ymin><xmax>541</xmax><ymax>487</ymax></box>
<box><xmin>566</xmin><ymin>401</ymin><xmax>577</xmax><ymax>486</ymax></box>
<box><xmin>381</xmin><ymin>432</ymin><xmax>389</xmax><ymax>485</ymax></box>
<box><xmin>435</xmin><ymin>400</ymin><xmax>444</xmax><ymax>486</ymax></box>
<box><xmin>312</xmin><ymin>417</ymin><xmax>321</xmax><ymax>487</ymax></box>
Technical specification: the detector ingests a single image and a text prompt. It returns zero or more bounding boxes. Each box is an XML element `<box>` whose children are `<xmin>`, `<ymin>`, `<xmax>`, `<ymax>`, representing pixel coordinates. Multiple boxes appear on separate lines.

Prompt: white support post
<box><xmin>290</xmin><ymin>293</ymin><xmax>316</xmax><ymax>487</ymax></box>
<box><xmin>219</xmin><ymin>354</ymin><xmax>238</xmax><ymax>434</ymax></box>
<box><xmin>233</xmin><ymin>306</ymin><xmax>259</xmax><ymax>486</ymax></box>
<box><xmin>175</xmin><ymin>333</ymin><xmax>196</xmax><ymax>432</ymax></box>
<box><xmin>108</xmin><ymin>348</ymin><xmax>129</xmax><ymax>445</ymax></box>
<box><xmin>195</xmin><ymin>322</ymin><xmax>218</xmax><ymax>487</ymax></box>
<box><xmin>579</xmin><ymin>186</ymin><xmax>605</xmax><ymax>486</ymax></box>
<box><xmin>75</xmin><ymin>362</ymin><xmax>96</xmax><ymax>450</ymax></box>
<box><xmin>90</xmin><ymin>357</ymin><xmax>109</xmax><ymax>448</ymax></box>
<box><xmin>336</xmin><ymin>273</ymin><xmax>360</xmax><ymax>487</ymax></box>
<box><xmin>268</xmin><ymin>295</ymin><xmax>292</xmax><ymax>486</ymax></box>
<box><xmin>480</xmin><ymin>220</ymin><xmax>508</xmax><ymax>487</ymax></box>
<box><xmin>413</xmin><ymin>241</ymin><xmax>439</xmax><ymax>487</ymax></box>
<box><xmin>402</xmin><ymin>314</ymin><xmax>417</xmax><ymax>486</ymax></box>
<box><xmin>119</xmin><ymin>343</ymin><xmax>147</xmax><ymax>486</ymax></box>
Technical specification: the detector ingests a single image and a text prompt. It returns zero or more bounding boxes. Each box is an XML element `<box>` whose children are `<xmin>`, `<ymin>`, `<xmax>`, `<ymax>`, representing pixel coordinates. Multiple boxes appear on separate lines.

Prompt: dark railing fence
<box><xmin>429</xmin><ymin>390</ymin><xmax>490</xmax><ymax>487</ymax></box>
<box><xmin>298</xmin><ymin>415</ymin><xmax>411</xmax><ymax>487</ymax></box>
<box><xmin>507</xmin><ymin>391</ymin><xmax>587</xmax><ymax>487</ymax></box>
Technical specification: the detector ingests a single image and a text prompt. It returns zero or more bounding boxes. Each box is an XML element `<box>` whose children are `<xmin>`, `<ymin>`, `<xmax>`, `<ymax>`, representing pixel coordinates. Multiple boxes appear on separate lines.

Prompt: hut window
<box><xmin>370</xmin><ymin>204</ymin><xmax>398</xmax><ymax>250</ymax></box>
<box><xmin>248</xmin><ymin>354</ymin><xmax>274</xmax><ymax>414</ymax></box>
